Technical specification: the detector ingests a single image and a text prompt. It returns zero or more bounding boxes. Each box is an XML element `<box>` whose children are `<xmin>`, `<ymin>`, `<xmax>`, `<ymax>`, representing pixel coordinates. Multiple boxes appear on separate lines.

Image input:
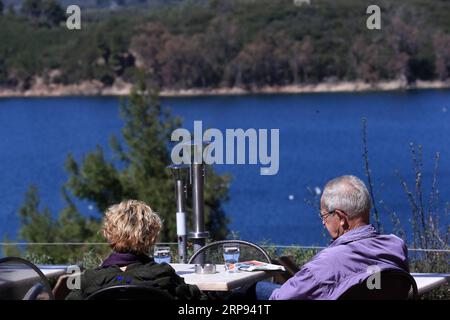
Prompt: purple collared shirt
<box><xmin>270</xmin><ymin>224</ymin><xmax>409</xmax><ymax>300</ymax></box>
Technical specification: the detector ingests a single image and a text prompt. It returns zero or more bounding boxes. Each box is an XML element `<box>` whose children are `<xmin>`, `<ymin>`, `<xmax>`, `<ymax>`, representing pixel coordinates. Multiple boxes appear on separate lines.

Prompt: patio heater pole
<box><xmin>169</xmin><ymin>164</ymin><xmax>189</xmax><ymax>263</ymax></box>
<box><xmin>189</xmin><ymin>143</ymin><xmax>209</xmax><ymax>264</ymax></box>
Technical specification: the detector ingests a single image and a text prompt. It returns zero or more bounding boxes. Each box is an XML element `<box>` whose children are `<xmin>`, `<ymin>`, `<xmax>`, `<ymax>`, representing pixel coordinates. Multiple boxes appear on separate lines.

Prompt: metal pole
<box><xmin>175</xmin><ymin>179</ymin><xmax>188</xmax><ymax>263</ymax></box>
<box><xmin>192</xmin><ymin>164</ymin><xmax>204</xmax><ymax>235</ymax></box>
<box><xmin>168</xmin><ymin>164</ymin><xmax>189</xmax><ymax>263</ymax></box>
<box><xmin>189</xmin><ymin>143</ymin><xmax>209</xmax><ymax>264</ymax></box>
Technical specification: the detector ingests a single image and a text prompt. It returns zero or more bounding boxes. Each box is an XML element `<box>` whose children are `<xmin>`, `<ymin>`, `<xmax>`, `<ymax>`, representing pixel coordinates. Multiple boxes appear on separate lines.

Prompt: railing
<box><xmin>1</xmin><ymin>242</ymin><xmax>448</xmax><ymax>258</ymax></box>
<box><xmin>1</xmin><ymin>242</ymin><xmax>448</xmax><ymax>252</ymax></box>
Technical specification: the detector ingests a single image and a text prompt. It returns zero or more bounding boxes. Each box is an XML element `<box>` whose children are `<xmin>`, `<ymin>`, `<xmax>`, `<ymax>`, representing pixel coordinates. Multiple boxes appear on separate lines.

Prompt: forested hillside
<box><xmin>1</xmin><ymin>0</ymin><xmax>450</xmax><ymax>92</ymax></box>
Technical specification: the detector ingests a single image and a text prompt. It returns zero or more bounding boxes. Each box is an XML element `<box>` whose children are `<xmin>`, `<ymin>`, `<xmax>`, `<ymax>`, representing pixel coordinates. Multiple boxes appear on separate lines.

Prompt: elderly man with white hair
<box><xmin>256</xmin><ymin>175</ymin><xmax>409</xmax><ymax>300</ymax></box>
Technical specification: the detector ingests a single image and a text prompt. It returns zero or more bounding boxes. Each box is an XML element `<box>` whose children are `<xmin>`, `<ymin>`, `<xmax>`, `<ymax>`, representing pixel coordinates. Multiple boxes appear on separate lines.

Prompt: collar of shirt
<box><xmin>328</xmin><ymin>224</ymin><xmax>379</xmax><ymax>248</ymax></box>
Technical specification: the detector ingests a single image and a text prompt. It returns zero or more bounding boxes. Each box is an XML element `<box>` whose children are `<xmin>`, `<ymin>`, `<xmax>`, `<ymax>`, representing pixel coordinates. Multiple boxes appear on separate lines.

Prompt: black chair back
<box><xmin>85</xmin><ymin>284</ymin><xmax>174</xmax><ymax>300</ymax></box>
<box><xmin>339</xmin><ymin>269</ymin><xmax>418</xmax><ymax>300</ymax></box>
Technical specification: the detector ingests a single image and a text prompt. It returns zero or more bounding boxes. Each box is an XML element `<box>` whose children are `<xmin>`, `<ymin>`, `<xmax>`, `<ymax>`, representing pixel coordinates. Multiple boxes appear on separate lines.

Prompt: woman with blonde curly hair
<box><xmin>66</xmin><ymin>200</ymin><xmax>206</xmax><ymax>300</ymax></box>
<box><xmin>102</xmin><ymin>199</ymin><xmax>162</xmax><ymax>255</ymax></box>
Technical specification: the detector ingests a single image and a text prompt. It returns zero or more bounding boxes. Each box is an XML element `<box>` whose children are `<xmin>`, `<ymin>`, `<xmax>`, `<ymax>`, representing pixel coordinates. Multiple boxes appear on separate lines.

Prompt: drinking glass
<box><xmin>223</xmin><ymin>244</ymin><xmax>240</xmax><ymax>273</ymax></box>
<box><xmin>153</xmin><ymin>245</ymin><xmax>171</xmax><ymax>264</ymax></box>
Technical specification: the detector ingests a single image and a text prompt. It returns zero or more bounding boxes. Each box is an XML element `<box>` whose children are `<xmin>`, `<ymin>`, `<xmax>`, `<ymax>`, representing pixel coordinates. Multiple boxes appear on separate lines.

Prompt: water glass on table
<box><xmin>154</xmin><ymin>245</ymin><xmax>171</xmax><ymax>264</ymax></box>
<box><xmin>223</xmin><ymin>244</ymin><xmax>240</xmax><ymax>273</ymax></box>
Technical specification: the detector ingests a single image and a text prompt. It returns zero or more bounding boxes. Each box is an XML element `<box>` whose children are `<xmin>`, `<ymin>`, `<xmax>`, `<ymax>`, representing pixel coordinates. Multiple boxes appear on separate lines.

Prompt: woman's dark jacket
<box><xmin>66</xmin><ymin>252</ymin><xmax>207</xmax><ymax>300</ymax></box>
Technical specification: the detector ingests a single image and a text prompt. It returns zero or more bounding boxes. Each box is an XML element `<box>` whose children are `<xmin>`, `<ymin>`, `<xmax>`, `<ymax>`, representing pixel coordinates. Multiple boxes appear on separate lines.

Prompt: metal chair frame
<box><xmin>188</xmin><ymin>239</ymin><xmax>272</xmax><ymax>264</ymax></box>
<box><xmin>0</xmin><ymin>256</ymin><xmax>55</xmax><ymax>300</ymax></box>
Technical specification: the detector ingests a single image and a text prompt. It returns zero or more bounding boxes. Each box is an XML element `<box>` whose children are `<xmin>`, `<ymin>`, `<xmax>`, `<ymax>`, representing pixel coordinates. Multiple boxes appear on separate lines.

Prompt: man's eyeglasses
<box><xmin>319</xmin><ymin>210</ymin><xmax>336</xmax><ymax>222</ymax></box>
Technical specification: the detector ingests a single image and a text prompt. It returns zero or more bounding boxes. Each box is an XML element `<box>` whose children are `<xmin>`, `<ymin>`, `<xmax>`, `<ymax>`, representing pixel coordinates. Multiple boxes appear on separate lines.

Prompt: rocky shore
<box><xmin>1</xmin><ymin>78</ymin><xmax>450</xmax><ymax>98</ymax></box>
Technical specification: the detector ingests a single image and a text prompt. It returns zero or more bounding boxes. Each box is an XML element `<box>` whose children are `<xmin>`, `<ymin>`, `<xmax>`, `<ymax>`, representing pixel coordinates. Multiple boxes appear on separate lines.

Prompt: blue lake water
<box><xmin>0</xmin><ymin>90</ymin><xmax>449</xmax><ymax>246</ymax></box>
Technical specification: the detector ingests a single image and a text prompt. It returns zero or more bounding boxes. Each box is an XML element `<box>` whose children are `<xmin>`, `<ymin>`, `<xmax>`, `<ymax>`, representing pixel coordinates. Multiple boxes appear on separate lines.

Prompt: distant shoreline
<box><xmin>1</xmin><ymin>79</ymin><xmax>450</xmax><ymax>98</ymax></box>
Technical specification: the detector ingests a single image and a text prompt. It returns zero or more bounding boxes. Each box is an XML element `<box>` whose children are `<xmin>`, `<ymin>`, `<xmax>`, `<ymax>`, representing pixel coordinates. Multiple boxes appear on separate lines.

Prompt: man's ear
<box><xmin>336</xmin><ymin>210</ymin><xmax>349</xmax><ymax>228</ymax></box>
<box><xmin>341</xmin><ymin>217</ymin><xmax>349</xmax><ymax>229</ymax></box>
